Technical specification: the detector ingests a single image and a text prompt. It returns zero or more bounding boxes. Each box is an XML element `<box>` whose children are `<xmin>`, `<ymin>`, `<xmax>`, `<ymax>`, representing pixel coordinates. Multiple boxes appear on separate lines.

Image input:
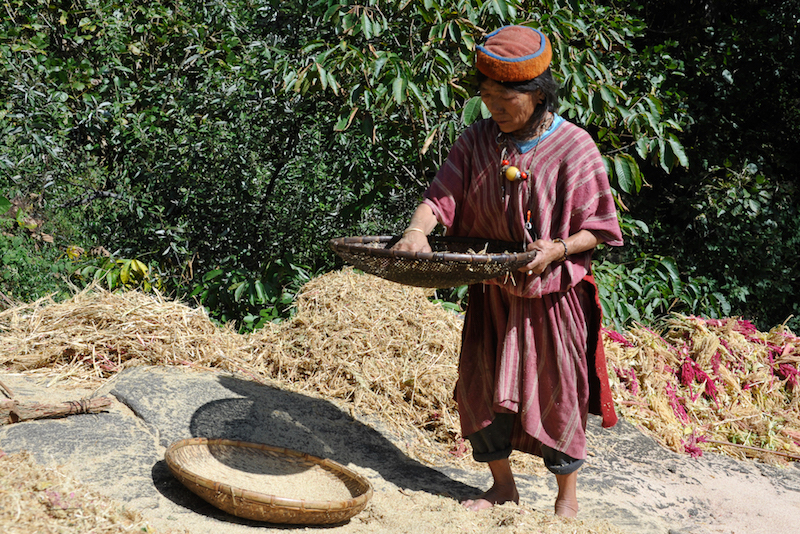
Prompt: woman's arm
<box><xmin>391</xmin><ymin>203</ymin><xmax>438</xmax><ymax>252</ymax></box>
<box><xmin>519</xmin><ymin>229</ymin><xmax>604</xmax><ymax>274</ymax></box>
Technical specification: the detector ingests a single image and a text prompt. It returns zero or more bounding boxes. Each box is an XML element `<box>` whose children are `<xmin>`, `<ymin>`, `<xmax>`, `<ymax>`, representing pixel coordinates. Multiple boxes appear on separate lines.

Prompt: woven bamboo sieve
<box><xmin>329</xmin><ymin>236</ymin><xmax>537</xmax><ymax>288</ymax></box>
<box><xmin>165</xmin><ymin>438</ymin><xmax>373</xmax><ymax>525</ymax></box>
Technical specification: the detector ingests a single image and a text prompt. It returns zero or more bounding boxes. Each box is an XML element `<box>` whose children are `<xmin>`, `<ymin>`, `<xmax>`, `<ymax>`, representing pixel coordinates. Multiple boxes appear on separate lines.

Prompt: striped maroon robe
<box><xmin>423</xmin><ymin>117</ymin><xmax>623</xmax><ymax>460</ymax></box>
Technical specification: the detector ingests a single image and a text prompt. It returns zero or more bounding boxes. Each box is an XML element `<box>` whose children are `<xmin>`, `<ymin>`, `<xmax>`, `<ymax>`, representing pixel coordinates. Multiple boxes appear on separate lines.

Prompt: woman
<box><xmin>394</xmin><ymin>25</ymin><xmax>623</xmax><ymax>517</ymax></box>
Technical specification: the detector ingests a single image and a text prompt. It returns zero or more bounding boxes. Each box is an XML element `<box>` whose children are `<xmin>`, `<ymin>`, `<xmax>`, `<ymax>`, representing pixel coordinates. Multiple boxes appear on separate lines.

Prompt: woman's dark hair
<box><xmin>476</xmin><ymin>67</ymin><xmax>560</xmax><ymax>133</ymax></box>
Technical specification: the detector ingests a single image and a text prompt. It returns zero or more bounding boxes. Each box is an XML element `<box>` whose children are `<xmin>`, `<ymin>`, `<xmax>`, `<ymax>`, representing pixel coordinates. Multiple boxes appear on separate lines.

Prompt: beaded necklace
<box><xmin>496</xmin><ymin>111</ymin><xmax>553</xmax><ymax>201</ymax></box>
<box><xmin>496</xmin><ymin>111</ymin><xmax>554</xmax><ymax>247</ymax></box>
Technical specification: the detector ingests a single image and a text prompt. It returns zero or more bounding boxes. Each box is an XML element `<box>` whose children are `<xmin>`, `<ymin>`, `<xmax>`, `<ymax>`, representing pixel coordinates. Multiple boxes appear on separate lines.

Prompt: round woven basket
<box><xmin>329</xmin><ymin>235</ymin><xmax>537</xmax><ymax>288</ymax></box>
<box><xmin>165</xmin><ymin>438</ymin><xmax>373</xmax><ymax>525</ymax></box>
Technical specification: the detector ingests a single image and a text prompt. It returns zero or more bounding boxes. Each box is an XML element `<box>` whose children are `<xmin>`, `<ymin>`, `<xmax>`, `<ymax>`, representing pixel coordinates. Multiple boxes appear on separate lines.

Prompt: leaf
<box><xmin>392</xmin><ymin>76</ymin><xmax>407</xmax><ymax>105</ymax></box>
<box><xmin>372</xmin><ymin>17</ymin><xmax>383</xmax><ymax>37</ymax></box>
<box><xmin>361</xmin><ymin>10</ymin><xmax>372</xmax><ymax>39</ymax></box>
<box><xmin>421</xmin><ymin>127</ymin><xmax>438</xmax><ymax>155</ymax></box>
<box><xmin>254</xmin><ymin>280</ymin><xmax>267</xmax><ymax>304</ymax></box>
<box><xmin>492</xmin><ymin>0</ymin><xmax>509</xmax><ymax>20</ymax></box>
<box><xmin>667</xmin><ymin>133</ymin><xmax>689</xmax><ymax>168</ymax></box>
<box><xmin>315</xmin><ymin>62</ymin><xmax>327</xmax><ymax>90</ymax></box>
<box><xmin>372</xmin><ymin>54</ymin><xmax>390</xmax><ymax>81</ymax></box>
<box><xmin>713</xmin><ymin>292</ymin><xmax>732</xmax><ymax>316</ymax></box>
<box><xmin>408</xmin><ymin>80</ymin><xmax>426</xmax><ymax>108</ymax></box>
<box><xmin>233</xmin><ymin>281</ymin><xmax>247</xmax><ymax>302</ymax></box>
<box><xmin>600</xmin><ymin>86</ymin><xmax>616</xmax><ymax>106</ymax></box>
<box><xmin>657</xmin><ymin>257</ymin><xmax>682</xmax><ymax>294</ymax></box>
<box><xmin>591</xmin><ymin>90</ymin><xmax>605</xmax><ymax>115</ymax></box>
<box><xmin>635</xmin><ymin>137</ymin><xmax>649</xmax><ymax>159</ymax></box>
<box><xmin>119</xmin><ymin>261</ymin><xmax>131</xmax><ymax>284</ymax></box>
<box><xmin>439</xmin><ymin>83</ymin><xmax>452</xmax><ymax>108</ymax></box>
<box><xmin>323</xmin><ymin>3</ymin><xmax>342</xmax><ymax>21</ymax></box>
<box><xmin>462</xmin><ymin>96</ymin><xmax>482</xmax><ymax>125</ymax></box>
<box><xmin>203</xmin><ymin>269</ymin><xmax>224</xmax><ymax>282</ymax></box>
<box><xmin>334</xmin><ymin>107</ymin><xmax>358</xmax><ymax>132</ymax></box>
<box><xmin>327</xmin><ymin>72</ymin><xmax>339</xmax><ymax>95</ymax></box>
<box><xmin>0</xmin><ymin>196</ymin><xmax>10</xmax><ymax>214</ymax></box>
<box><xmin>613</xmin><ymin>155</ymin><xmax>634</xmax><ymax>194</ymax></box>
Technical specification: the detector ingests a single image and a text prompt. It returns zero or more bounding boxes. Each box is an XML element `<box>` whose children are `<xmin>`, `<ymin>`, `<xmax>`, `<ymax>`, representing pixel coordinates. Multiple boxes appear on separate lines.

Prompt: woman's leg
<box><xmin>541</xmin><ymin>444</ymin><xmax>583</xmax><ymax>517</ymax></box>
<box><xmin>462</xmin><ymin>457</ymin><xmax>520</xmax><ymax>511</ymax></box>
<box><xmin>554</xmin><ymin>471</ymin><xmax>579</xmax><ymax>517</ymax></box>
<box><xmin>462</xmin><ymin>413</ymin><xmax>519</xmax><ymax>510</ymax></box>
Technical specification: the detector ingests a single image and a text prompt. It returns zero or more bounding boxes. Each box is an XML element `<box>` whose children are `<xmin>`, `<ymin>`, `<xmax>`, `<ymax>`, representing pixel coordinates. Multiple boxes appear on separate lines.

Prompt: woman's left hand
<box><xmin>517</xmin><ymin>239</ymin><xmax>565</xmax><ymax>275</ymax></box>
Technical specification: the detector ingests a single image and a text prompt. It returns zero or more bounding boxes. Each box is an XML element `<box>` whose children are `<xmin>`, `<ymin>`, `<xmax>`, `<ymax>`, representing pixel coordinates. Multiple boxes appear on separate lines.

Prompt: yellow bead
<box><xmin>505</xmin><ymin>166</ymin><xmax>520</xmax><ymax>181</ymax></box>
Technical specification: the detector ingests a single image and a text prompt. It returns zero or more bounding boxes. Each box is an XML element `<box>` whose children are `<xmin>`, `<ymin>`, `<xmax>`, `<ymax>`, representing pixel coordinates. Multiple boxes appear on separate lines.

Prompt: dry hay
<box><xmin>2</xmin><ymin>268</ymin><xmax>799</xmax><ymax>471</ymax></box>
<box><xmin>0</xmin><ymin>449</ymin><xmax>177</xmax><ymax>534</ymax></box>
<box><xmin>0</xmin><ymin>269</ymin><xmax>465</xmax><ymax>465</ymax></box>
<box><xmin>0</xmin><ymin>284</ymin><xmax>259</xmax><ymax>382</ymax></box>
<box><xmin>604</xmin><ymin>314</ymin><xmax>800</xmax><ymax>464</ymax></box>
<box><xmin>247</xmin><ymin>268</ymin><xmax>464</xmax><ymax>463</ymax></box>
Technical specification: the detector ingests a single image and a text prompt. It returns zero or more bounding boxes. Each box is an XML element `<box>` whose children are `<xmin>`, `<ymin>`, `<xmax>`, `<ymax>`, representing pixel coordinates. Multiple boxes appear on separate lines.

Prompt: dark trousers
<box><xmin>466</xmin><ymin>413</ymin><xmax>584</xmax><ymax>475</ymax></box>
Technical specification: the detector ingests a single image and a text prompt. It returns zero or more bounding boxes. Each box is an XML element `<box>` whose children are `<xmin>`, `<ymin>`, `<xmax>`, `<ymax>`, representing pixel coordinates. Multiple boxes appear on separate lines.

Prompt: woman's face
<box><xmin>479</xmin><ymin>78</ymin><xmax>543</xmax><ymax>136</ymax></box>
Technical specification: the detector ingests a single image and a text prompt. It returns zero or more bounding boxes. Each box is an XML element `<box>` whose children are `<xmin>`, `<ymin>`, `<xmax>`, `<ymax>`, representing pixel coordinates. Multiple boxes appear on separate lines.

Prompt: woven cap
<box><xmin>476</xmin><ymin>26</ymin><xmax>552</xmax><ymax>83</ymax></box>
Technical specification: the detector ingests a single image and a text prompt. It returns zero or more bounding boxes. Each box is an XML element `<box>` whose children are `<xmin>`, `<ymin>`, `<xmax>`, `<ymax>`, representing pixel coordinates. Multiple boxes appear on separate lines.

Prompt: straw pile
<box><xmin>0</xmin><ymin>269</ymin><xmax>463</xmax><ymax>462</ymax></box>
<box><xmin>2</xmin><ymin>268</ymin><xmax>799</xmax><ymax>467</ymax></box>
<box><xmin>248</xmin><ymin>269</ymin><xmax>463</xmax><ymax>457</ymax></box>
<box><xmin>0</xmin><ymin>286</ymin><xmax>259</xmax><ymax>382</ymax></box>
<box><xmin>0</xmin><ymin>450</ymin><xmax>169</xmax><ymax>533</ymax></box>
<box><xmin>604</xmin><ymin>315</ymin><xmax>800</xmax><ymax>464</ymax></box>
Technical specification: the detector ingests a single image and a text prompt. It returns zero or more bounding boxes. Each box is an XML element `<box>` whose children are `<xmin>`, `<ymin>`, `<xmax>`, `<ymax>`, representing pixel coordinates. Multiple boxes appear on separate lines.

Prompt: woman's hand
<box><xmin>518</xmin><ymin>239</ymin><xmax>564</xmax><ymax>274</ymax></box>
<box><xmin>392</xmin><ymin>203</ymin><xmax>437</xmax><ymax>253</ymax></box>
<box><xmin>517</xmin><ymin>230</ymin><xmax>605</xmax><ymax>275</ymax></box>
<box><xmin>392</xmin><ymin>230</ymin><xmax>432</xmax><ymax>253</ymax></box>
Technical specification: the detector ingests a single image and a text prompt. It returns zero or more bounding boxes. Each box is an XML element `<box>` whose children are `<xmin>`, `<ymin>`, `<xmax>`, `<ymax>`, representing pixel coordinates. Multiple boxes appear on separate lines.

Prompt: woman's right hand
<box><xmin>392</xmin><ymin>230</ymin><xmax>432</xmax><ymax>253</ymax></box>
<box><xmin>392</xmin><ymin>204</ymin><xmax>437</xmax><ymax>253</ymax></box>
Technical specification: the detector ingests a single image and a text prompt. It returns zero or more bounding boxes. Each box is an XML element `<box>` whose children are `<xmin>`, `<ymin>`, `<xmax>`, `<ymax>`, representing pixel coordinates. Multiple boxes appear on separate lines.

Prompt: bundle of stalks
<box><xmin>604</xmin><ymin>315</ymin><xmax>800</xmax><ymax>464</ymax></box>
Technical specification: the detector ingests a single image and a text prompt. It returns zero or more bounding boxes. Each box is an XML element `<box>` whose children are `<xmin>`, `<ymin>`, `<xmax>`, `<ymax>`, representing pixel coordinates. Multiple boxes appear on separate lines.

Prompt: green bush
<box><xmin>0</xmin><ymin>232</ymin><xmax>74</xmax><ymax>303</ymax></box>
<box><xmin>189</xmin><ymin>257</ymin><xmax>312</xmax><ymax>332</ymax></box>
<box><xmin>593</xmin><ymin>254</ymin><xmax>730</xmax><ymax>332</ymax></box>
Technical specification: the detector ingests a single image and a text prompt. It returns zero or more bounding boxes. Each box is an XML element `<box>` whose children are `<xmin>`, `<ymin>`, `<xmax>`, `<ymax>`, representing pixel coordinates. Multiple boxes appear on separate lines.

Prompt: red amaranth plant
<box><xmin>615</xmin><ymin>367</ymin><xmax>639</xmax><ymax>395</ymax></box>
<box><xmin>603</xmin><ymin>327</ymin><xmax>634</xmax><ymax>348</ymax></box>
<box><xmin>776</xmin><ymin>363</ymin><xmax>800</xmax><ymax>389</ymax></box>
<box><xmin>682</xmin><ymin>431</ymin><xmax>707</xmax><ymax>458</ymax></box>
<box><xmin>665</xmin><ymin>382</ymin><xmax>689</xmax><ymax>423</ymax></box>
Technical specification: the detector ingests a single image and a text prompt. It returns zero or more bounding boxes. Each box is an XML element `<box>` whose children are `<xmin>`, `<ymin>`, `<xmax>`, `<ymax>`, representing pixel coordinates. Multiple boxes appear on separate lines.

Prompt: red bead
<box><xmin>520</xmin><ymin>171</ymin><xmax>528</xmax><ymax>180</ymax></box>
<box><xmin>502</xmin><ymin>159</ymin><xmax>510</xmax><ymax>166</ymax></box>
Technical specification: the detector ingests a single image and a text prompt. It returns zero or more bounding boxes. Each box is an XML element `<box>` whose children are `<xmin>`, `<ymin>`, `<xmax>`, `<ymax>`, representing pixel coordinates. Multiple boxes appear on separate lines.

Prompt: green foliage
<box><xmin>0</xmin><ymin>0</ymin><xmax>412</xmax><ymax>324</ymax></box>
<box><xmin>0</xmin><ymin>232</ymin><xmax>73</xmax><ymax>303</ymax></box>
<box><xmin>616</xmin><ymin>0</ymin><xmax>800</xmax><ymax>331</ymax></box>
<box><xmin>2</xmin><ymin>0</ymin><xmax>796</xmax><ymax>332</ymax></box>
<box><xmin>593</xmin><ymin>255</ymin><xmax>730</xmax><ymax>332</ymax></box>
<box><xmin>667</xmin><ymin>164</ymin><xmax>798</xmax><ymax>331</ymax></box>
<box><xmin>189</xmin><ymin>258</ymin><xmax>312</xmax><ymax>331</ymax></box>
<box><xmin>72</xmin><ymin>256</ymin><xmax>159</xmax><ymax>293</ymax></box>
<box><xmin>430</xmin><ymin>284</ymin><xmax>469</xmax><ymax>314</ymax></box>
<box><xmin>285</xmin><ymin>0</ymin><xmax>690</xmax><ymax>206</ymax></box>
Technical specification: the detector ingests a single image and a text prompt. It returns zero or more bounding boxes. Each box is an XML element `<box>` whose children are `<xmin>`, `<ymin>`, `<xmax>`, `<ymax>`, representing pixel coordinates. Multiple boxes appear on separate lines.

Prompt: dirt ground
<box><xmin>3</xmin><ymin>366</ymin><xmax>800</xmax><ymax>534</ymax></box>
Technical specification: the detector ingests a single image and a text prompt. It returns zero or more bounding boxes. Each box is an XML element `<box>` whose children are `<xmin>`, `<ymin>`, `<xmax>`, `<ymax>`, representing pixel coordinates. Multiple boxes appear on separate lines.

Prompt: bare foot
<box><xmin>554</xmin><ymin>496</ymin><xmax>579</xmax><ymax>517</ymax></box>
<box><xmin>462</xmin><ymin>485</ymin><xmax>520</xmax><ymax>511</ymax></box>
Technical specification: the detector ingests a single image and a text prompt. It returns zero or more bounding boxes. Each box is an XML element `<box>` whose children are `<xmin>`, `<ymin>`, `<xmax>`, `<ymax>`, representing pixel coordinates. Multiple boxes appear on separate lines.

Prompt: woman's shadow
<box><xmin>152</xmin><ymin>372</ymin><xmax>482</xmax><ymax>523</ymax></box>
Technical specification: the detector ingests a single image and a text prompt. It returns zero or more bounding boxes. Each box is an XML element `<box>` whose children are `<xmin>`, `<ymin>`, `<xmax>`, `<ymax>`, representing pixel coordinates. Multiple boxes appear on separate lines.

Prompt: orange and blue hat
<box><xmin>476</xmin><ymin>25</ymin><xmax>553</xmax><ymax>83</ymax></box>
